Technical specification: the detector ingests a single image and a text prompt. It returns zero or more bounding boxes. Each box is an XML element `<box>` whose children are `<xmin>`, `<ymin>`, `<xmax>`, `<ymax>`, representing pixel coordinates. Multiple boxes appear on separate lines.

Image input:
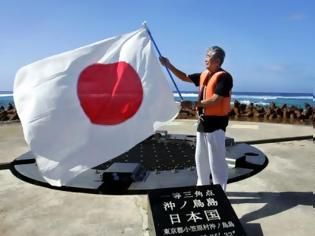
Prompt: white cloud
<box><xmin>288</xmin><ymin>13</ymin><xmax>307</xmax><ymax>21</ymax></box>
<box><xmin>265</xmin><ymin>64</ymin><xmax>287</xmax><ymax>73</ymax></box>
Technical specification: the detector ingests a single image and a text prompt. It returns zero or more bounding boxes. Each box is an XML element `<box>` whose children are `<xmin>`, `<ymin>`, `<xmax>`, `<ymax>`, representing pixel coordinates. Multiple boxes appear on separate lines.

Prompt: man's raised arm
<box><xmin>159</xmin><ymin>57</ymin><xmax>192</xmax><ymax>83</ymax></box>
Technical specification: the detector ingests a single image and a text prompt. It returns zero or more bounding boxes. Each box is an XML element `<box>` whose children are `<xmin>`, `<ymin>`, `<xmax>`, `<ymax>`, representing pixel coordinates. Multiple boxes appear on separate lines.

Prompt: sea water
<box><xmin>1</xmin><ymin>91</ymin><xmax>313</xmax><ymax>109</ymax></box>
<box><xmin>174</xmin><ymin>91</ymin><xmax>313</xmax><ymax>108</ymax></box>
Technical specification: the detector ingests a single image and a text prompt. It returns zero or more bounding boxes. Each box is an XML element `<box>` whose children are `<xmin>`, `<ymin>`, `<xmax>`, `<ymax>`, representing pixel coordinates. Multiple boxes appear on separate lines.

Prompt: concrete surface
<box><xmin>0</xmin><ymin>121</ymin><xmax>314</xmax><ymax>236</ymax></box>
<box><xmin>159</xmin><ymin>119</ymin><xmax>313</xmax><ymax>142</ymax></box>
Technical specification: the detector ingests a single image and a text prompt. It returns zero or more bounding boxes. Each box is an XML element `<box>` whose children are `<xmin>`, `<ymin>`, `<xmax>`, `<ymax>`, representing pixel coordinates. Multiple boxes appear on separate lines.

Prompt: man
<box><xmin>160</xmin><ymin>46</ymin><xmax>233</xmax><ymax>191</ymax></box>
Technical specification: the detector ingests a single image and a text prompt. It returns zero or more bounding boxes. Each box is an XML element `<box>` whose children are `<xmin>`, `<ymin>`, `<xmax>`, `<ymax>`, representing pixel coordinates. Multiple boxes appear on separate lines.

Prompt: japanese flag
<box><xmin>14</xmin><ymin>27</ymin><xmax>179</xmax><ymax>186</ymax></box>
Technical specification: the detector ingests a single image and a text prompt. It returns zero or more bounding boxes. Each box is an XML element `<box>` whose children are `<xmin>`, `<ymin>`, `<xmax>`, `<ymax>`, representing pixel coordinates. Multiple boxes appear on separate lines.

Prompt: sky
<box><xmin>0</xmin><ymin>0</ymin><xmax>314</xmax><ymax>93</ymax></box>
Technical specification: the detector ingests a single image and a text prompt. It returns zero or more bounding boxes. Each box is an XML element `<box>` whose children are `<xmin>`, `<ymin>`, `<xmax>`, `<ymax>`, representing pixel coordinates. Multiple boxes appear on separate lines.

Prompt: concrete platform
<box><xmin>0</xmin><ymin>121</ymin><xmax>314</xmax><ymax>235</ymax></box>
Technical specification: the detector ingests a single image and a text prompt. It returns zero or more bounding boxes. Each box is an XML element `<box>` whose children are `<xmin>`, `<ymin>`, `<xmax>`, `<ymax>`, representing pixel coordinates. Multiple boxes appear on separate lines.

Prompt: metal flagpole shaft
<box><xmin>142</xmin><ymin>22</ymin><xmax>184</xmax><ymax>101</ymax></box>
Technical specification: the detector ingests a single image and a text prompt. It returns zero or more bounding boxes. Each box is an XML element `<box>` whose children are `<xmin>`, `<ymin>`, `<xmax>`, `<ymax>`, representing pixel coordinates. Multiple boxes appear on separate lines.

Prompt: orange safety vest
<box><xmin>199</xmin><ymin>70</ymin><xmax>231</xmax><ymax>116</ymax></box>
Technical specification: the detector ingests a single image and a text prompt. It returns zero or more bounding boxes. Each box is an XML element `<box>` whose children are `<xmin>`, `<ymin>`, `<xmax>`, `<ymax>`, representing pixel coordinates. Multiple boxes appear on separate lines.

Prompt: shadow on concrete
<box><xmin>227</xmin><ymin>191</ymin><xmax>314</xmax><ymax>235</ymax></box>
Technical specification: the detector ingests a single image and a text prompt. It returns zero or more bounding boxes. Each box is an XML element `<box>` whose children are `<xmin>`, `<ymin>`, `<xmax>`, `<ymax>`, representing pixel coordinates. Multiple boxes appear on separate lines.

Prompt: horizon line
<box><xmin>0</xmin><ymin>90</ymin><xmax>313</xmax><ymax>95</ymax></box>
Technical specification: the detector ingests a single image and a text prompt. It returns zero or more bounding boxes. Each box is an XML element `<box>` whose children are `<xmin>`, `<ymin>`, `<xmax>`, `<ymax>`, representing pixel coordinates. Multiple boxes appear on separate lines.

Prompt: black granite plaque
<box><xmin>148</xmin><ymin>185</ymin><xmax>246</xmax><ymax>236</ymax></box>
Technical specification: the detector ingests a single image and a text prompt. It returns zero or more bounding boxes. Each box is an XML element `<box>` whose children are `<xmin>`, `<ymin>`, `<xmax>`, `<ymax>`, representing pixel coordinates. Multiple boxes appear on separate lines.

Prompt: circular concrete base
<box><xmin>10</xmin><ymin>134</ymin><xmax>268</xmax><ymax>194</ymax></box>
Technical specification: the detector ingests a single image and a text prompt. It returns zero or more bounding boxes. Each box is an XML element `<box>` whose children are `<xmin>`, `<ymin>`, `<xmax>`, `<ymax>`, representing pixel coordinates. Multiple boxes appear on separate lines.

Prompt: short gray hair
<box><xmin>207</xmin><ymin>46</ymin><xmax>225</xmax><ymax>65</ymax></box>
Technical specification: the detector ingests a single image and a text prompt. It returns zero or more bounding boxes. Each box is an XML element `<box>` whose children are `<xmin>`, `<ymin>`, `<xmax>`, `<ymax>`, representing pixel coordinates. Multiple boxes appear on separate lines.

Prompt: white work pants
<box><xmin>195</xmin><ymin>130</ymin><xmax>228</xmax><ymax>191</ymax></box>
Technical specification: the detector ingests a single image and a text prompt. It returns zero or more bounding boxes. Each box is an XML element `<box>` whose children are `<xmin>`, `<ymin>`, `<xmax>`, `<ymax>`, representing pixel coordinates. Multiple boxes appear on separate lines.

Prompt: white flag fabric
<box><xmin>14</xmin><ymin>27</ymin><xmax>179</xmax><ymax>186</ymax></box>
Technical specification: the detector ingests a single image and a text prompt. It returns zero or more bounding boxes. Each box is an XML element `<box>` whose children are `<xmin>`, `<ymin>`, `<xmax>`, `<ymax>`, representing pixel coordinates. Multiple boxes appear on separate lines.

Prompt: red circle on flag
<box><xmin>77</xmin><ymin>62</ymin><xmax>143</xmax><ymax>125</ymax></box>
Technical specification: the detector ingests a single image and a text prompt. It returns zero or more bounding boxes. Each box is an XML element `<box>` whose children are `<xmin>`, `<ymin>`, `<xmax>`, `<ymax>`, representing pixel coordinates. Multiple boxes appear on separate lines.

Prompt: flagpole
<box><xmin>142</xmin><ymin>22</ymin><xmax>184</xmax><ymax>101</ymax></box>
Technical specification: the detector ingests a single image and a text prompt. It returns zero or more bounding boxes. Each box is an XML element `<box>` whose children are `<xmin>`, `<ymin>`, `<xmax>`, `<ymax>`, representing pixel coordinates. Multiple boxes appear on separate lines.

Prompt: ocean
<box><xmin>0</xmin><ymin>91</ymin><xmax>15</xmax><ymax>107</ymax></box>
<box><xmin>1</xmin><ymin>91</ymin><xmax>313</xmax><ymax>109</ymax></box>
<box><xmin>174</xmin><ymin>91</ymin><xmax>313</xmax><ymax>108</ymax></box>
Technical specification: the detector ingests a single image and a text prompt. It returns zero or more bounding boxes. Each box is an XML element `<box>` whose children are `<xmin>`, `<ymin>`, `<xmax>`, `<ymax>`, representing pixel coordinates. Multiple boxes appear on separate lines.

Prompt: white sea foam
<box><xmin>235</xmin><ymin>100</ymin><xmax>269</xmax><ymax>106</ymax></box>
<box><xmin>232</xmin><ymin>95</ymin><xmax>312</xmax><ymax>100</ymax></box>
<box><xmin>174</xmin><ymin>93</ymin><xmax>312</xmax><ymax>100</ymax></box>
<box><xmin>0</xmin><ymin>94</ymin><xmax>13</xmax><ymax>97</ymax></box>
<box><xmin>174</xmin><ymin>93</ymin><xmax>198</xmax><ymax>97</ymax></box>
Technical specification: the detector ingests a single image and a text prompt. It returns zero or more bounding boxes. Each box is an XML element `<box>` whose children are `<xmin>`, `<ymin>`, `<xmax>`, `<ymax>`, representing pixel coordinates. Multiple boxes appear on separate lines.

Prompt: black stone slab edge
<box><xmin>9</xmin><ymin>159</ymin><xmax>163</xmax><ymax>195</ymax></box>
<box><xmin>9</xmin><ymin>153</ymin><xmax>268</xmax><ymax>195</ymax></box>
<box><xmin>0</xmin><ymin>162</ymin><xmax>11</xmax><ymax>170</ymax></box>
<box><xmin>9</xmin><ymin>160</ymin><xmax>99</xmax><ymax>195</ymax></box>
<box><xmin>9</xmin><ymin>156</ymin><xmax>268</xmax><ymax>196</ymax></box>
<box><xmin>228</xmin><ymin>155</ymin><xmax>269</xmax><ymax>184</ymax></box>
<box><xmin>0</xmin><ymin>159</ymin><xmax>35</xmax><ymax>170</ymax></box>
<box><xmin>240</xmin><ymin>135</ymin><xmax>313</xmax><ymax>145</ymax></box>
